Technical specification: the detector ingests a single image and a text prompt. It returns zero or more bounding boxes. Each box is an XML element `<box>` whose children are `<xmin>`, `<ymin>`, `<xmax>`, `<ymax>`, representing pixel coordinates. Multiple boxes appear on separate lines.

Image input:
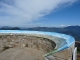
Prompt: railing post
<box><xmin>73</xmin><ymin>47</ymin><xmax>77</xmax><ymax>60</ymax></box>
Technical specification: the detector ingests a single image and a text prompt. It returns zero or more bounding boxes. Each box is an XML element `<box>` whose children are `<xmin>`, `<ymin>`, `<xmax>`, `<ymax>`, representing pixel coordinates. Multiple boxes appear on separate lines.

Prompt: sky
<box><xmin>0</xmin><ymin>0</ymin><xmax>80</xmax><ymax>27</ymax></box>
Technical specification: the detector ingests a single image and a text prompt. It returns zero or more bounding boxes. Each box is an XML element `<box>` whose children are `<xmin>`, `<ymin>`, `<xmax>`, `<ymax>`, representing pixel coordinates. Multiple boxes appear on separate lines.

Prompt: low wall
<box><xmin>0</xmin><ymin>30</ymin><xmax>75</xmax><ymax>60</ymax></box>
<box><xmin>0</xmin><ymin>35</ymin><xmax>56</xmax><ymax>53</ymax></box>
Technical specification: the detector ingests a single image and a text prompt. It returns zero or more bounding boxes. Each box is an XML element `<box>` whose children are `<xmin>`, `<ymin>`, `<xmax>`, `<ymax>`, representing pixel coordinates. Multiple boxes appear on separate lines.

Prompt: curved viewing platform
<box><xmin>0</xmin><ymin>30</ymin><xmax>75</xmax><ymax>60</ymax></box>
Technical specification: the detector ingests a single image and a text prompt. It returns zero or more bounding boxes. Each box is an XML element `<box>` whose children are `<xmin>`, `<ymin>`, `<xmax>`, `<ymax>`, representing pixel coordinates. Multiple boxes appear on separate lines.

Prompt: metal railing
<box><xmin>75</xmin><ymin>41</ymin><xmax>80</xmax><ymax>60</ymax></box>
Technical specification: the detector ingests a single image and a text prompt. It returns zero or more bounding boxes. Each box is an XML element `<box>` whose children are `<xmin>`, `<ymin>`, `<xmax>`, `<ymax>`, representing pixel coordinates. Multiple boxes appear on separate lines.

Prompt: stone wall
<box><xmin>0</xmin><ymin>35</ymin><xmax>56</xmax><ymax>53</ymax></box>
<box><xmin>0</xmin><ymin>33</ymin><xmax>75</xmax><ymax>60</ymax></box>
<box><xmin>45</xmin><ymin>43</ymin><xmax>75</xmax><ymax>60</ymax></box>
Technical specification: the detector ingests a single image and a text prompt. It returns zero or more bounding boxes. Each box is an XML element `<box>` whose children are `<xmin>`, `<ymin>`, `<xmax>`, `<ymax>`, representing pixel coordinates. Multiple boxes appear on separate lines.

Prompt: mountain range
<box><xmin>0</xmin><ymin>26</ymin><xmax>80</xmax><ymax>41</ymax></box>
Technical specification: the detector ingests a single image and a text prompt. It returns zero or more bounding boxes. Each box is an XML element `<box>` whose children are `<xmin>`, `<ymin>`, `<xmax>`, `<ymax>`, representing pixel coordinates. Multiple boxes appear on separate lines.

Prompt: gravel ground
<box><xmin>0</xmin><ymin>48</ymin><xmax>45</xmax><ymax>60</ymax></box>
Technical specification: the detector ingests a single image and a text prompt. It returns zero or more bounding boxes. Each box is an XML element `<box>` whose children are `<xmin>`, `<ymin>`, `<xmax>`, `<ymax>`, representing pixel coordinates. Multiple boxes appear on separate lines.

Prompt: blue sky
<box><xmin>35</xmin><ymin>1</ymin><xmax>80</xmax><ymax>27</ymax></box>
<box><xmin>0</xmin><ymin>0</ymin><xmax>80</xmax><ymax>27</ymax></box>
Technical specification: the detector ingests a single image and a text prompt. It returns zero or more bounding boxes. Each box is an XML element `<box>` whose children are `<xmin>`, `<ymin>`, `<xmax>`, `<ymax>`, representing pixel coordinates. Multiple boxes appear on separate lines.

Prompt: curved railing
<box><xmin>0</xmin><ymin>30</ymin><xmax>75</xmax><ymax>57</ymax></box>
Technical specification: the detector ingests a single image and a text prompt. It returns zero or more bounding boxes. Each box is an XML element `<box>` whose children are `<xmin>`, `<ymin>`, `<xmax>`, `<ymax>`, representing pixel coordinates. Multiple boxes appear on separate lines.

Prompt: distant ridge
<box><xmin>0</xmin><ymin>25</ymin><xmax>80</xmax><ymax>41</ymax></box>
<box><xmin>0</xmin><ymin>26</ymin><xmax>21</xmax><ymax>30</ymax></box>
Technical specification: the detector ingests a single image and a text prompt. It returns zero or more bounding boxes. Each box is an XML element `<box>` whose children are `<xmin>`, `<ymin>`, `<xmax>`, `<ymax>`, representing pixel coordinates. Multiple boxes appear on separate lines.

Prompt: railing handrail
<box><xmin>75</xmin><ymin>41</ymin><xmax>80</xmax><ymax>44</ymax></box>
